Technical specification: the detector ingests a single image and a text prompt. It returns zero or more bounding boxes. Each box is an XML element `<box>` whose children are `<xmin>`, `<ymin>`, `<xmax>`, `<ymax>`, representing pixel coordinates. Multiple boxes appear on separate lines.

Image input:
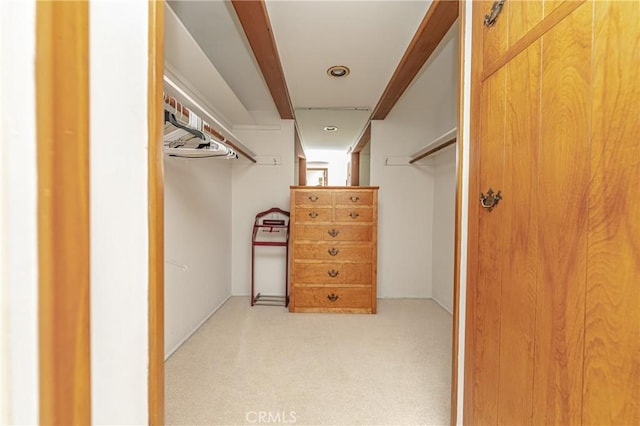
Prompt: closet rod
<box><xmin>409</xmin><ymin>128</ymin><xmax>457</xmax><ymax>164</ymax></box>
<box><xmin>163</xmin><ymin>93</ymin><xmax>257</xmax><ymax>163</ymax></box>
<box><xmin>409</xmin><ymin>138</ymin><xmax>456</xmax><ymax>164</ymax></box>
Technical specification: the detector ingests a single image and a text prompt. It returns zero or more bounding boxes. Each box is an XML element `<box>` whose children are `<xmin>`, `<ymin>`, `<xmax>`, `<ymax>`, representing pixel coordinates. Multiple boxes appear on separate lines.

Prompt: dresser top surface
<box><xmin>290</xmin><ymin>186</ymin><xmax>379</xmax><ymax>190</ymax></box>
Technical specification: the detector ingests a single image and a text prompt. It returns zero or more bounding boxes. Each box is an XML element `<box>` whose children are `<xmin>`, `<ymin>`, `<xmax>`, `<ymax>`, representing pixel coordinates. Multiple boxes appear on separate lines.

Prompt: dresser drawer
<box><xmin>295</xmin><ymin>225</ymin><xmax>372</xmax><ymax>242</ymax></box>
<box><xmin>294</xmin><ymin>263</ymin><xmax>371</xmax><ymax>284</ymax></box>
<box><xmin>294</xmin><ymin>207</ymin><xmax>332</xmax><ymax>223</ymax></box>
<box><xmin>294</xmin><ymin>190</ymin><xmax>332</xmax><ymax>206</ymax></box>
<box><xmin>293</xmin><ymin>243</ymin><xmax>373</xmax><ymax>261</ymax></box>
<box><xmin>334</xmin><ymin>191</ymin><xmax>374</xmax><ymax>206</ymax></box>
<box><xmin>294</xmin><ymin>286</ymin><xmax>372</xmax><ymax>309</ymax></box>
<box><xmin>334</xmin><ymin>207</ymin><xmax>373</xmax><ymax>223</ymax></box>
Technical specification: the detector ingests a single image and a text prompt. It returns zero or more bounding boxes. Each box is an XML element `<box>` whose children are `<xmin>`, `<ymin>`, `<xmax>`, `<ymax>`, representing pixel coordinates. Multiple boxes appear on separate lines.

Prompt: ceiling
<box><xmin>166</xmin><ymin>0</ymin><xmax>450</xmax><ymax>154</ymax></box>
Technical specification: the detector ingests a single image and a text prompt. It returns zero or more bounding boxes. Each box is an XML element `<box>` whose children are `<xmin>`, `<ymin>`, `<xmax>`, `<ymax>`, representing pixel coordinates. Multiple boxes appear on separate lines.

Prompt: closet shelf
<box><xmin>409</xmin><ymin>128</ymin><xmax>457</xmax><ymax>164</ymax></box>
<box><xmin>163</xmin><ymin>93</ymin><xmax>257</xmax><ymax>163</ymax></box>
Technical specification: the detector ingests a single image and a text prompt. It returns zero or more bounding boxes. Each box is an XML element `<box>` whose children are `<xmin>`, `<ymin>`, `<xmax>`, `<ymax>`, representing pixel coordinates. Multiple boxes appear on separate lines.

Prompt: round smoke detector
<box><xmin>327</xmin><ymin>65</ymin><xmax>350</xmax><ymax>78</ymax></box>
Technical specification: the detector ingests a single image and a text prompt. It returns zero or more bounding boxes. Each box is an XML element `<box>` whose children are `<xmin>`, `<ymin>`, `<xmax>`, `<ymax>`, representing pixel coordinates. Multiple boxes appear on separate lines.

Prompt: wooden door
<box><xmin>466</xmin><ymin>1</ymin><xmax>639</xmax><ymax>424</ymax></box>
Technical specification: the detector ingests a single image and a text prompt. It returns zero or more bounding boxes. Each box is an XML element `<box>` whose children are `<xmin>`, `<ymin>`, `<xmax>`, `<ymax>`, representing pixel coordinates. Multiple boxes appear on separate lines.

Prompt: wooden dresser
<box><xmin>288</xmin><ymin>186</ymin><xmax>379</xmax><ymax>313</ymax></box>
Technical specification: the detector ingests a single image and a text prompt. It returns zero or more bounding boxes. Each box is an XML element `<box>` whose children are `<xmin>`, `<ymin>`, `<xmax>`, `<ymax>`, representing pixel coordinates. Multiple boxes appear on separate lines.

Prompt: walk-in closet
<box><xmin>162</xmin><ymin>1</ymin><xmax>460</xmax><ymax>424</ymax></box>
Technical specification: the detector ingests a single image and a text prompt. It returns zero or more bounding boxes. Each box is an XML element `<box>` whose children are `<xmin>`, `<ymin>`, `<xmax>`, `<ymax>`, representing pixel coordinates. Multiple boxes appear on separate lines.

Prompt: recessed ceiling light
<box><xmin>324</xmin><ymin>126</ymin><xmax>338</xmax><ymax>132</ymax></box>
<box><xmin>327</xmin><ymin>65</ymin><xmax>350</xmax><ymax>78</ymax></box>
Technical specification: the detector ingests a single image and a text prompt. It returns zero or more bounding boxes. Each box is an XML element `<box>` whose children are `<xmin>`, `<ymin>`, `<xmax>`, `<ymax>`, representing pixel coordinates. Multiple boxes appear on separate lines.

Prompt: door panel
<box><xmin>544</xmin><ymin>0</ymin><xmax>568</xmax><ymax>18</ymax></box>
<box><xmin>468</xmin><ymin>0</ymin><xmax>639</xmax><ymax>424</ymax></box>
<box><xmin>533</xmin><ymin>3</ymin><xmax>592</xmax><ymax>424</ymax></box>
<box><xmin>472</xmin><ymin>68</ymin><xmax>506</xmax><ymax>426</ymax></box>
<box><xmin>583</xmin><ymin>1</ymin><xmax>640</xmax><ymax>424</ymax></box>
<box><xmin>507</xmin><ymin>0</ymin><xmax>543</xmax><ymax>46</ymax></box>
<box><xmin>496</xmin><ymin>39</ymin><xmax>541</xmax><ymax>426</ymax></box>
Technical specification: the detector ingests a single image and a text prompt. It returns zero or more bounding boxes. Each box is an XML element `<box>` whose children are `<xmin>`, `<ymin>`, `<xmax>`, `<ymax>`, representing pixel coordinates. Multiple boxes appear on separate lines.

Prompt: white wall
<box><xmin>370</xmin><ymin>21</ymin><xmax>458</xmax><ymax>299</ymax></box>
<box><xmin>90</xmin><ymin>1</ymin><xmax>149</xmax><ymax>424</ymax></box>
<box><xmin>0</xmin><ymin>1</ymin><xmax>39</xmax><ymax>423</ymax></box>
<box><xmin>231</xmin><ymin>122</ymin><xmax>295</xmax><ymax>296</ymax></box>
<box><xmin>370</xmin><ymin>124</ymin><xmax>435</xmax><ymax>298</ymax></box>
<box><xmin>431</xmin><ymin>146</ymin><xmax>457</xmax><ymax>313</ymax></box>
<box><xmin>164</xmin><ymin>157</ymin><xmax>232</xmax><ymax>357</ymax></box>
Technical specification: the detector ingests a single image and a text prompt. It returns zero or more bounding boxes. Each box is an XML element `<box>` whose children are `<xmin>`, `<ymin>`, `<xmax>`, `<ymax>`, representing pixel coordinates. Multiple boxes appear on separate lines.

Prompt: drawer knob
<box><xmin>327</xmin><ymin>293</ymin><xmax>339</xmax><ymax>302</ymax></box>
<box><xmin>308</xmin><ymin>211</ymin><xmax>318</xmax><ymax>218</ymax></box>
<box><xmin>328</xmin><ymin>248</ymin><xmax>339</xmax><ymax>256</ymax></box>
<box><xmin>349</xmin><ymin>211</ymin><xmax>359</xmax><ymax>219</ymax></box>
<box><xmin>328</xmin><ymin>229</ymin><xmax>339</xmax><ymax>237</ymax></box>
<box><xmin>308</xmin><ymin>196</ymin><xmax>319</xmax><ymax>202</ymax></box>
<box><xmin>327</xmin><ymin>270</ymin><xmax>339</xmax><ymax>278</ymax></box>
<box><xmin>350</xmin><ymin>196</ymin><xmax>359</xmax><ymax>202</ymax></box>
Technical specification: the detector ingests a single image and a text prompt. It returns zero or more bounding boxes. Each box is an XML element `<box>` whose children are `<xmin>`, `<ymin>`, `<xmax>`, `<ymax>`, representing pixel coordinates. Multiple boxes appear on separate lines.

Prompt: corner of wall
<box><xmin>230</xmin><ymin>121</ymin><xmax>295</xmax><ymax>297</ymax></box>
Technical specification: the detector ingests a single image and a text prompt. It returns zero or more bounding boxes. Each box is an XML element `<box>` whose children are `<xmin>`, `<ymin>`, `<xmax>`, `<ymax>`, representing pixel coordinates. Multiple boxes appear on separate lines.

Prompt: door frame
<box><xmin>148</xmin><ymin>0</ymin><xmax>165</xmax><ymax>424</ymax></box>
<box><xmin>450</xmin><ymin>1</ymin><xmax>469</xmax><ymax>424</ymax></box>
<box><xmin>146</xmin><ymin>2</ymin><xmax>470</xmax><ymax>424</ymax></box>
<box><xmin>36</xmin><ymin>1</ymin><xmax>166</xmax><ymax>422</ymax></box>
<box><xmin>36</xmin><ymin>1</ymin><xmax>91</xmax><ymax>424</ymax></box>
<box><xmin>461</xmin><ymin>1</ymin><xmax>484</xmax><ymax>423</ymax></box>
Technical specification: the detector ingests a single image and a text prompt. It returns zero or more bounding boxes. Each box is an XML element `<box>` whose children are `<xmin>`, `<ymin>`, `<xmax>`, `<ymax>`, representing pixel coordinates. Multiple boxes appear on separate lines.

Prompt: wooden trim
<box><xmin>371</xmin><ymin>0</ymin><xmax>459</xmax><ymax>120</ymax></box>
<box><xmin>295</xmin><ymin>123</ymin><xmax>306</xmax><ymax>185</ymax></box>
<box><xmin>295</xmin><ymin>124</ymin><xmax>306</xmax><ymax>159</ymax></box>
<box><xmin>409</xmin><ymin>138</ymin><xmax>456</xmax><ymax>164</ymax></box>
<box><xmin>231</xmin><ymin>0</ymin><xmax>294</xmax><ymax>120</ymax></box>
<box><xmin>148</xmin><ymin>1</ymin><xmax>165</xmax><ymax>424</ymax></box>
<box><xmin>462</xmin><ymin>1</ymin><xmax>486</xmax><ymax>423</ymax></box>
<box><xmin>298</xmin><ymin>158</ymin><xmax>307</xmax><ymax>186</ymax></box>
<box><xmin>352</xmin><ymin>122</ymin><xmax>371</xmax><ymax>154</ymax></box>
<box><xmin>36</xmin><ymin>1</ymin><xmax>91</xmax><ymax>424</ymax></box>
<box><xmin>482</xmin><ymin>0</ymin><xmax>585</xmax><ymax>81</ymax></box>
<box><xmin>350</xmin><ymin>152</ymin><xmax>360</xmax><ymax>186</ymax></box>
<box><xmin>349</xmin><ymin>123</ymin><xmax>367</xmax><ymax>187</ymax></box>
<box><xmin>450</xmin><ymin>1</ymin><xmax>466</xmax><ymax>424</ymax></box>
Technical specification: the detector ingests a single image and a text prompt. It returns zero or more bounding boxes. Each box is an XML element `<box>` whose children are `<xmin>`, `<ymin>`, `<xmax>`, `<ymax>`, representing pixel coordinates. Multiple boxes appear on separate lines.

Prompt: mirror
<box><xmin>307</xmin><ymin>168</ymin><xmax>328</xmax><ymax>186</ymax></box>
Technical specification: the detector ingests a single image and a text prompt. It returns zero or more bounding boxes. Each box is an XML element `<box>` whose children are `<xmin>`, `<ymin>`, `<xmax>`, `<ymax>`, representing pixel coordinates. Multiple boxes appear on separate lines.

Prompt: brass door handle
<box><xmin>328</xmin><ymin>248</ymin><xmax>339</xmax><ymax>256</ymax></box>
<box><xmin>349</xmin><ymin>211</ymin><xmax>359</xmax><ymax>219</ymax></box>
<box><xmin>480</xmin><ymin>188</ymin><xmax>502</xmax><ymax>211</ymax></box>
<box><xmin>308</xmin><ymin>196</ymin><xmax>318</xmax><ymax>202</ymax></box>
<box><xmin>328</xmin><ymin>229</ymin><xmax>339</xmax><ymax>237</ymax></box>
<box><xmin>350</xmin><ymin>196</ymin><xmax>359</xmax><ymax>202</ymax></box>
<box><xmin>327</xmin><ymin>293</ymin><xmax>339</xmax><ymax>302</ymax></box>
<box><xmin>328</xmin><ymin>270</ymin><xmax>339</xmax><ymax>278</ymax></box>
<box><xmin>308</xmin><ymin>211</ymin><xmax>318</xmax><ymax>218</ymax></box>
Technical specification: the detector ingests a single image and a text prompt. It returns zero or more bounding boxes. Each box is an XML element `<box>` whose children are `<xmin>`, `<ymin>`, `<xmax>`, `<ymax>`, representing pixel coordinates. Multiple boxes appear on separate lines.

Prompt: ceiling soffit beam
<box><xmin>231</xmin><ymin>0</ymin><xmax>295</xmax><ymax>120</ymax></box>
<box><xmin>371</xmin><ymin>0</ymin><xmax>459</xmax><ymax>120</ymax></box>
<box><xmin>352</xmin><ymin>122</ymin><xmax>371</xmax><ymax>154</ymax></box>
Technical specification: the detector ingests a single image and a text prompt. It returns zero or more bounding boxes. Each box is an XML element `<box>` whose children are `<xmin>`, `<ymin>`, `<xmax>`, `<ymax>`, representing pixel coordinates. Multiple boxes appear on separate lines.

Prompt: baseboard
<box><xmin>164</xmin><ymin>294</ymin><xmax>232</xmax><ymax>361</ymax></box>
<box><xmin>377</xmin><ymin>295</ymin><xmax>453</xmax><ymax>314</ymax></box>
<box><xmin>430</xmin><ymin>296</ymin><xmax>453</xmax><ymax>315</ymax></box>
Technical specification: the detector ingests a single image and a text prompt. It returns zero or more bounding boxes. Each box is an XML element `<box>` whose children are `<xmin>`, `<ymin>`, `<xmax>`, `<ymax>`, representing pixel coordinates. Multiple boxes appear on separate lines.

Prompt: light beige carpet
<box><xmin>166</xmin><ymin>297</ymin><xmax>452</xmax><ymax>425</ymax></box>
